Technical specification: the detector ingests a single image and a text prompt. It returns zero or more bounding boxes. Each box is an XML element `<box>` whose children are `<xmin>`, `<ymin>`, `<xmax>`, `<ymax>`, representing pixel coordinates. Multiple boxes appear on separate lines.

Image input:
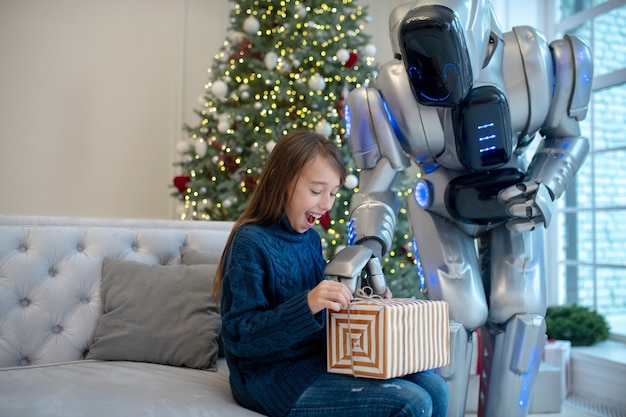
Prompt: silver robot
<box><xmin>323</xmin><ymin>1</ymin><xmax>593</xmax><ymax>416</ymax></box>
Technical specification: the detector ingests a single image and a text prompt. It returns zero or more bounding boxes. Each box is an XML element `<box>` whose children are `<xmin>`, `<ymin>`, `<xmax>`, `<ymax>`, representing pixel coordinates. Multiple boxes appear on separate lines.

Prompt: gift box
<box><xmin>528</xmin><ymin>362</ymin><xmax>564</xmax><ymax>413</ymax></box>
<box><xmin>327</xmin><ymin>298</ymin><xmax>450</xmax><ymax>379</ymax></box>
<box><xmin>543</xmin><ymin>339</ymin><xmax>571</xmax><ymax>400</ymax></box>
<box><xmin>466</xmin><ymin>362</ymin><xmax>563</xmax><ymax>413</ymax></box>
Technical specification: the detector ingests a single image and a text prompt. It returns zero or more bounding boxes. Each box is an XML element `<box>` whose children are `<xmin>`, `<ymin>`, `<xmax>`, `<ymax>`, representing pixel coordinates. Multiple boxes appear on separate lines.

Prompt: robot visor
<box><xmin>399</xmin><ymin>5</ymin><xmax>472</xmax><ymax>107</ymax></box>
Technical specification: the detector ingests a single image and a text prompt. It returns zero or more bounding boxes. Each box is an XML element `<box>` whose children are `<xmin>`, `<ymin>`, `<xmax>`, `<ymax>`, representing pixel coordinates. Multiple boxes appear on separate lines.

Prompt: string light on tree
<box><xmin>171</xmin><ymin>0</ymin><xmax>421</xmax><ymax>298</ymax></box>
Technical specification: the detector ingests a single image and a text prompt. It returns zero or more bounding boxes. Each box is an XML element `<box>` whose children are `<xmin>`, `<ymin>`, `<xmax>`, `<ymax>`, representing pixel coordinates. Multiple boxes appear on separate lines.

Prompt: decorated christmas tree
<box><xmin>172</xmin><ymin>0</ymin><xmax>422</xmax><ymax>298</ymax></box>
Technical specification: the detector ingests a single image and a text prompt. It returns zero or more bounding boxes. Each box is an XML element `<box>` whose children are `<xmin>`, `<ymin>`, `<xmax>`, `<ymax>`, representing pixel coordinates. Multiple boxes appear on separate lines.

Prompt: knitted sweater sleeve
<box><xmin>220</xmin><ymin>226</ymin><xmax>325</xmax><ymax>360</ymax></box>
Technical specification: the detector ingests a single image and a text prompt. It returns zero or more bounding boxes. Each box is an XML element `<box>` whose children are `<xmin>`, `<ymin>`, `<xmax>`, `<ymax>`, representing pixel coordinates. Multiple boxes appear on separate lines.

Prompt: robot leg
<box><xmin>435</xmin><ymin>322</ymin><xmax>474</xmax><ymax>417</ymax></box>
<box><xmin>406</xmin><ymin>198</ymin><xmax>487</xmax><ymax>417</ymax></box>
<box><xmin>479</xmin><ymin>314</ymin><xmax>546</xmax><ymax>417</ymax></box>
<box><xmin>478</xmin><ymin>226</ymin><xmax>547</xmax><ymax>417</ymax></box>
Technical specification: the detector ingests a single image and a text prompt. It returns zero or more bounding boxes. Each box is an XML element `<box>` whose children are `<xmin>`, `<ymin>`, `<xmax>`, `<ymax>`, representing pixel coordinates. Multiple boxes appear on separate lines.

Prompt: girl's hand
<box><xmin>307</xmin><ymin>280</ymin><xmax>353</xmax><ymax>314</ymax></box>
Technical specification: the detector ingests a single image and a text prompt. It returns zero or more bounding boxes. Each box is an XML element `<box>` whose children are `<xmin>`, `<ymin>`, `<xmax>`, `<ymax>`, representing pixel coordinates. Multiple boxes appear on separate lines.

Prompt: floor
<box><xmin>464</xmin><ymin>397</ymin><xmax>626</xmax><ymax>417</ymax></box>
<box><xmin>465</xmin><ymin>339</ymin><xmax>626</xmax><ymax>417</ymax></box>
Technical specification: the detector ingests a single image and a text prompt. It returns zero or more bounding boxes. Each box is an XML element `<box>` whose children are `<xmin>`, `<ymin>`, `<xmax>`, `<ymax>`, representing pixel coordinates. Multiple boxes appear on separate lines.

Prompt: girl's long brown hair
<box><xmin>212</xmin><ymin>129</ymin><xmax>347</xmax><ymax>307</ymax></box>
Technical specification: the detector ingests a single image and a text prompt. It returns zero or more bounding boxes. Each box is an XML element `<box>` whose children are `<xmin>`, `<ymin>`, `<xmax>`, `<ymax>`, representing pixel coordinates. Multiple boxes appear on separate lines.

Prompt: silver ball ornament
<box><xmin>344</xmin><ymin>174</ymin><xmax>359</xmax><ymax>189</ymax></box>
<box><xmin>211</xmin><ymin>80</ymin><xmax>228</xmax><ymax>99</ymax></box>
<box><xmin>243</xmin><ymin>16</ymin><xmax>260</xmax><ymax>34</ymax></box>
<box><xmin>308</xmin><ymin>73</ymin><xmax>326</xmax><ymax>91</ymax></box>
<box><xmin>194</xmin><ymin>140</ymin><xmax>208</xmax><ymax>158</ymax></box>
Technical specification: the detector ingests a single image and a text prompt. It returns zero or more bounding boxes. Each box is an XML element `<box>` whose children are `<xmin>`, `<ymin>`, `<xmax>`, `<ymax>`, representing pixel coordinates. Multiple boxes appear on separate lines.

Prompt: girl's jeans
<box><xmin>285</xmin><ymin>370</ymin><xmax>449</xmax><ymax>417</ymax></box>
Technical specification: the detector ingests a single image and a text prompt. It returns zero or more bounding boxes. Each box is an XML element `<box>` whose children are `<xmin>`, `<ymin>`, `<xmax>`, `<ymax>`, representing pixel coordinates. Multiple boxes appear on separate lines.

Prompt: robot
<box><xmin>323</xmin><ymin>1</ymin><xmax>593</xmax><ymax>416</ymax></box>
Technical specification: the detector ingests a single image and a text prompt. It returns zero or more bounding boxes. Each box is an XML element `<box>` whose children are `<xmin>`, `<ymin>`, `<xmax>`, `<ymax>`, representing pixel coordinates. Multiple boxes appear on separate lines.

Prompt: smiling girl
<box><xmin>213</xmin><ymin>129</ymin><xmax>448</xmax><ymax>417</ymax></box>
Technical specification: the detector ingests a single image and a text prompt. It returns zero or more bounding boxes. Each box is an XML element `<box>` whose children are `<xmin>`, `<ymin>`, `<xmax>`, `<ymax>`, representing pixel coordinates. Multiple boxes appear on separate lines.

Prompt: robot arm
<box><xmin>499</xmin><ymin>34</ymin><xmax>593</xmax><ymax>233</ymax></box>
<box><xmin>324</xmin><ymin>86</ymin><xmax>411</xmax><ymax>295</ymax></box>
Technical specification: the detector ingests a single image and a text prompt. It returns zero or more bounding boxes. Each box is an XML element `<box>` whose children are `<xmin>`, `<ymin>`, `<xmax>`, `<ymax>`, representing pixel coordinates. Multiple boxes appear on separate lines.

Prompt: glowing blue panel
<box><xmin>414</xmin><ymin>180</ymin><xmax>433</xmax><ymax>208</ymax></box>
<box><xmin>345</xmin><ymin>104</ymin><xmax>352</xmax><ymax>137</ymax></box>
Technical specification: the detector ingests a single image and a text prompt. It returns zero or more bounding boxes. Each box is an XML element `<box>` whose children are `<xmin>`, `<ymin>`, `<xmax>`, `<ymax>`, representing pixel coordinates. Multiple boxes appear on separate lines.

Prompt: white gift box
<box><xmin>466</xmin><ymin>362</ymin><xmax>563</xmax><ymax>413</ymax></box>
<box><xmin>466</xmin><ymin>339</ymin><xmax>571</xmax><ymax>413</ymax></box>
<box><xmin>529</xmin><ymin>362</ymin><xmax>564</xmax><ymax>413</ymax></box>
<box><xmin>543</xmin><ymin>339</ymin><xmax>572</xmax><ymax>400</ymax></box>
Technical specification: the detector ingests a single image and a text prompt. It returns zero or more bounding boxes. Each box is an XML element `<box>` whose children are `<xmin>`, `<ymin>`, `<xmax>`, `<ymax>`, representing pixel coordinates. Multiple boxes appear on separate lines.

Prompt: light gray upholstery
<box><xmin>0</xmin><ymin>215</ymin><xmax>264</xmax><ymax>417</ymax></box>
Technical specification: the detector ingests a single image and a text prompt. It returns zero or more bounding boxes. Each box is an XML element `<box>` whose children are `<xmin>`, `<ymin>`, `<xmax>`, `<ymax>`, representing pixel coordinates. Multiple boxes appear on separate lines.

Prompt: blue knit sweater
<box><xmin>220</xmin><ymin>215</ymin><xmax>327</xmax><ymax>417</ymax></box>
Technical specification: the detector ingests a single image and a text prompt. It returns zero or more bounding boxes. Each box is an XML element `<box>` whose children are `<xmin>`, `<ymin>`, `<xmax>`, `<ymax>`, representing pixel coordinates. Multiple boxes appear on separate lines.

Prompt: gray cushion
<box><xmin>180</xmin><ymin>245</ymin><xmax>222</xmax><ymax>265</ymax></box>
<box><xmin>179</xmin><ymin>246</ymin><xmax>225</xmax><ymax>356</ymax></box>
<box><xmin>0</xmin><ymin>359</ymin><xmax>266</xmax><ymax>417</ymax></box>
<box><xmin>85</xmin><ymin>258</ymin><xmax>220</xmax><ymax>370</ymax></box>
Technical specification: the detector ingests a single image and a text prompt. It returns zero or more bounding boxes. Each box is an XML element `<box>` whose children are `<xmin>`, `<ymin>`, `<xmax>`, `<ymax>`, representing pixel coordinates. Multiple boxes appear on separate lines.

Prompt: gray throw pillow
<box><xmin>179</xmin><ymin>246</ymin><xmax>225</xmax><ymax>357</ymax></box>
<box><xmin>85</xmin><ymin>258</ymin><xmax>220</xmax><ymax>370</ymax></box>
<box><xmin>180</xmin><ymin>246</ymin><xmax>222</xmax><ymax>265</ymax></box>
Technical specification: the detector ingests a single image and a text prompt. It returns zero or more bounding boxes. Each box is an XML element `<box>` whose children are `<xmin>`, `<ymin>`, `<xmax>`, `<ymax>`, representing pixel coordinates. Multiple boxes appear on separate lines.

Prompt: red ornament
<box><xmin>220</xmin><ymin>154</ymin><xmax>239</xmax><ymax>172</ymax></box>
<box><xmin>173</xmin><ymin>176</ymin><xmax>191</xmax><ymax>193</ymax></box>
<box><xmin>319</xmin><ymin>211</ymin><xmax>331</xmax><ymax>228</ymax></box>
<box><xmin>345</xmin><ymin>52</ymin><xmax>358</xmax><ymax>68</ymax></box>
<box><xmin>229</xmin><ymin>40</ymin><xmax>254</xmax><ymax>61</ymax></box>
<box><xmin>242</xmin><ymin>174</ymin><xmax>258</xmax><ymax>192</ymax></box>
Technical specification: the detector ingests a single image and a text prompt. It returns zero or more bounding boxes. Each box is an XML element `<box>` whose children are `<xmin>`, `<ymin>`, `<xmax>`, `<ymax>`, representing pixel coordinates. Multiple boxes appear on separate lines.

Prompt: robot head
<box><xmin>392</xmin><ymin>0</ymin><xmax>492</xmax><ymax>107</ymax></box>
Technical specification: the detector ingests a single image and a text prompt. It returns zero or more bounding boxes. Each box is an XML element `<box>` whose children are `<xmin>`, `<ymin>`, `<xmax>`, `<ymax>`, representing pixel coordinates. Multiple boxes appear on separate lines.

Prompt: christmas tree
<box><xmin>172</xmin><ymin>0</ymin><xmax>423</xmax><ymax>298</ymax></box>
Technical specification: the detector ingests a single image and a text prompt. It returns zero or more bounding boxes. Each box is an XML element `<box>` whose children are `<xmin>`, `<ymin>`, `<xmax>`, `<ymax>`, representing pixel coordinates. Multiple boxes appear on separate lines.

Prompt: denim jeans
<box><xmin>285</xmin><ymin>371</ymin><xmax>449</xmax><ymax>417</ymax></box>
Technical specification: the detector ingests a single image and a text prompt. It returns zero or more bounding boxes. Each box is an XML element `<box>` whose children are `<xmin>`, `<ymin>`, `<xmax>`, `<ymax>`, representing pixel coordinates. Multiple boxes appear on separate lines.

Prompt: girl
<box><xmin>214</xmin><ymin>129</ymin><xmax>448</xmax><ymax>417</ymax></box>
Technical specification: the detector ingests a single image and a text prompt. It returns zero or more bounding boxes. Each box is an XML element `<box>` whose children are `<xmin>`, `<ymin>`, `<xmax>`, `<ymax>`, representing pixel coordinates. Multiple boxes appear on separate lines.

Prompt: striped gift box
<box><xmin>327</xmin><ymin>298</ymin><xmax>450</xmax><ymax>379</ymax></box>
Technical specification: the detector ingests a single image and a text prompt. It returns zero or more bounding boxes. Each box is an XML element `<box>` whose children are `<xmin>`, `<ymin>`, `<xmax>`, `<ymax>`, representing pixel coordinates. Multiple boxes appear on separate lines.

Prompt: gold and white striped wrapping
<box><xmin>327</xmin><ymin>298</ymin><xmax>450</xmax><ymax>379</ymax></box>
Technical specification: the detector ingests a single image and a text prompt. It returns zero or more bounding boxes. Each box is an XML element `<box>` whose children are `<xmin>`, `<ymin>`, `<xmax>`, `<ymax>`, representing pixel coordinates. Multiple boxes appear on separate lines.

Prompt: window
<box><xmin>547</xmin><ymin>0</ymin><xmax>626</xmax><ymax>338</ymax></box>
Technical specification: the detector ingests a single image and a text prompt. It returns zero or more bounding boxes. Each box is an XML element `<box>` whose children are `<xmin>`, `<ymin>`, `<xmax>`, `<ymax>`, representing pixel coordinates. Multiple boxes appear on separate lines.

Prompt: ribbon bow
<box><xmin>353</xmin><ymin>286</ymin><xmax>383</xmax><ymax>302</ymax></box>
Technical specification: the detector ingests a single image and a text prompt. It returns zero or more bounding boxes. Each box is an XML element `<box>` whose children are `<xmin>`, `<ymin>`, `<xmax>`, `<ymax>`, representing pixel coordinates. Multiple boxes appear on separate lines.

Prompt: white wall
<box><xmin>0</xmin><ymin>0</ymin><xmax>540</xmax><ymax>220</ymax></box>
<box><xmin>0</xmin><ymin>0</ymin><xmax>228</xmax><ymax>219</ymax></box>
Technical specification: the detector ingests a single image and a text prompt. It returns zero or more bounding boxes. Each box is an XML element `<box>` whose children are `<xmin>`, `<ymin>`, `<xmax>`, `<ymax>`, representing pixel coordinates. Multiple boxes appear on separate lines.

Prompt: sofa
<box><xmin>0</xmin><ymin>215</ymin><xmax>265</xmax><ymax>417</ymax></box>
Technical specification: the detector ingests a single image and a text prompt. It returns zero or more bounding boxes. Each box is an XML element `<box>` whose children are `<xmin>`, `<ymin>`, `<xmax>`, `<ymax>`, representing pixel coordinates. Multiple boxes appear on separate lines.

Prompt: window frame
<box><xmin>545</xmin><ymin>0</ymin><xmax>626</xmax><ymax>340</ymax></box>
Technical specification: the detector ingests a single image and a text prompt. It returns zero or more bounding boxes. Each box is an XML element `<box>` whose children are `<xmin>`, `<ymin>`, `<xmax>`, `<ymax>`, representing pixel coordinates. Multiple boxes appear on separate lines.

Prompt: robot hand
<box><xmin>498</xmin><ymin>180</ymin><xmax>554</xmax><ymax>233</ymax></box>
<box><xmin>324</xmin><ymin>243</ymin><xmax>388</xmax><ymax>296</ymax></box>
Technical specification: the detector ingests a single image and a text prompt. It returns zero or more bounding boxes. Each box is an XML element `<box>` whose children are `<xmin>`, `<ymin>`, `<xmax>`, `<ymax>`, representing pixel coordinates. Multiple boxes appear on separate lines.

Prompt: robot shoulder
<box><xmin>501</xmin><ymin>26</ymin><xmax>593</xmax><ymax>139</ymax></box>
<box><xmin>346</xmin><ymin>64</ymin><xmax>412</xmax><ymax>171</ymax></box>
<box><xmin>502</xmin><ymin>26</ymin><xmax>553</xmax><ymax>138</ymax></box>
<box><xmin>543</xmin><ymin>34</ymin><xmax>593</xmax><ymax>137</ymax></box>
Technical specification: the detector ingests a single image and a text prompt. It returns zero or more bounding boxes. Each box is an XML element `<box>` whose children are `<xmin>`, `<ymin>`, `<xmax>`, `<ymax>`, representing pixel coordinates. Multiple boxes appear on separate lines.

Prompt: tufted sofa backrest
<box><xmin>0</xmin><ymin>215</ymin><xmax>234</xmax><ymax>368</ymax></box>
